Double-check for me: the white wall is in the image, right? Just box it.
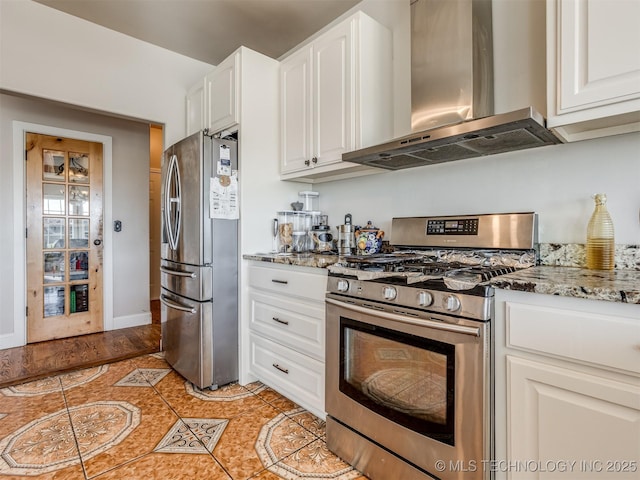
[0,0,214,346]
[493,0,547,116]
[317,132,640,244]
[0,0,213,146]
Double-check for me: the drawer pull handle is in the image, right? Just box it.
[271,279,289,285]
[272,317,289,326]
[160,266,196,278]
[272,363,289,374]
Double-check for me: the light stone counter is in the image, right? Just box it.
[243,253,340,269]
[489,266,640,304]
[245,252,640,304]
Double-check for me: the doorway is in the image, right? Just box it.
[25,133,104,343]
[149,125,163,323]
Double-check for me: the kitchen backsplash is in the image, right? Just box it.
[539,244,640,270]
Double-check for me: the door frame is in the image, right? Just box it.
[10,121,114,348]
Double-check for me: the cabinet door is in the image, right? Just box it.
[186,79,205,136]
[313,19,352,167]
[206,51,239,133]
[508,355,640,479]
[280,46,313,174]
[249,332,325,419]
[556,0,640,113]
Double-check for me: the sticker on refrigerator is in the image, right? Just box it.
[210,172,238,219]
[217,145,232,176]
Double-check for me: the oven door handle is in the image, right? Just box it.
[326,298,480,337]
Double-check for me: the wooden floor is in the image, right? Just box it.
[0,301,161,388]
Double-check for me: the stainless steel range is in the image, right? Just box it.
[325,213,537,480]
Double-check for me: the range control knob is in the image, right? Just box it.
[417,291,433,307]
[336,279,350,292]
[445,294,461,312]
[383,286,397,301]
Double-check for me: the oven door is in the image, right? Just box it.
[326,295,491,480]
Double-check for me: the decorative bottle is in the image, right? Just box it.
[586,193,615,270]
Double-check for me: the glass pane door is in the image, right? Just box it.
[26,132,104,343]
[40,149,92,318]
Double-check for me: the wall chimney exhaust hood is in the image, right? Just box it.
[343,0,562,170]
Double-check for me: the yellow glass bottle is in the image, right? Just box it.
[586,193,615,270]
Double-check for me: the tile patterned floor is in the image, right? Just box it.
[0,353,368,479]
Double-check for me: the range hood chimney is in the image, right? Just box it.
[343,0,561,170]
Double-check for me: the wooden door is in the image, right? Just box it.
[25,133,104,343]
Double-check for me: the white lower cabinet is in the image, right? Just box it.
[249,333,324,417]
[494,289,640,479]
[507,356,640,479]
[247,262,327,419]
[250,291,324,360]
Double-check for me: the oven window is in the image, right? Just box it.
[339,317,455,445]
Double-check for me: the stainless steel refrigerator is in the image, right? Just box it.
[160,130,238,389]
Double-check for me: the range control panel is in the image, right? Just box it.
[391,212,537,249]
[426,218,479,235]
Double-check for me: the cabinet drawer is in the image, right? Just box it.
[506,302,640,374]
[249,333,325,417]
[248,264,327,302]
[250,291,325,361]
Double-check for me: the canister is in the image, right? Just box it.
[337,213,356,255]
[277,210,294,253]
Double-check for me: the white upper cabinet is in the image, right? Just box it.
[205,50,240,133]
[313,19,352,170]
[546,0,640,142]
[281,46,313,173]
[185,50,240,135]
[280,11,392,183]
[186,79,205,136]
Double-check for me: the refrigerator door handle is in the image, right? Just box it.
[160,266,197,278]
[164,154,182,252]
[160,294,196,314]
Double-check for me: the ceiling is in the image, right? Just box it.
[34,0,362,65]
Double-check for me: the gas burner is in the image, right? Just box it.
[396,263,456,275]
[361,265,385,272]
[342,252,428,264]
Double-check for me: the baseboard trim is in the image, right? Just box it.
[112,312,152,330]
[0,332,24,350]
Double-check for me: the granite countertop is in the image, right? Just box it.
[243,252,340,268]
[489,266,640,304]
[245,253,640,304]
